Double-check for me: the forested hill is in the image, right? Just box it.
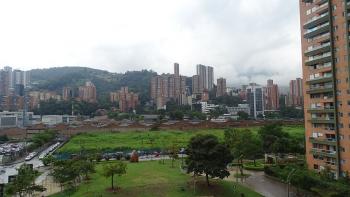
[30,67,157,103]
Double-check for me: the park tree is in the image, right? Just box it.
[188,111,206,120]
[51,160,80,190]
[169,111,184,120]
[168,141,179,168]
[237,111,249,120]
[186,134,233,186]
[212,95,243,107]
[74,159,96,180]
[224,128,262,175]
[258,124,289,153]
[6,164,45,197]
[102,161,127,191]
[41,154,56,166]
[258,123,293,163]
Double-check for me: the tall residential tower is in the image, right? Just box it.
[299,0,350,178]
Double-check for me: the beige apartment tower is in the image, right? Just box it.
[300,0,350,178]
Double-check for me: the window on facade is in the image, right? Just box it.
[340,147,345,152]
[341,160,346,165]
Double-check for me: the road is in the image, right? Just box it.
[0,155,44,184]
[0,143,60,184]
[227,168,295,197]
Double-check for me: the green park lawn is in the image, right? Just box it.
[51,160,262,197]
[58,125,304,153]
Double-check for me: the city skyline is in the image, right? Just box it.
[0,0,301,86]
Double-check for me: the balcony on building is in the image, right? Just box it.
[307,106,335,113]
[310,148,337,158]
[312,32,331,44]
[305,52,331,66]
[306,75,332,85]
[310,62,332,71]
[304,22,330,39]
[304,42,331,56]
[324,126,335,131]
[312,1,329,14]
[309,117,335,124]
[325,160,337,166]
[309,137,337,146]
[303,12,329,29]
[306,84,333,94]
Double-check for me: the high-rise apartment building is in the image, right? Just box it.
[62,87,74,101]
[196,64,214,91]
[0,67,30,110]
[300,0,350,178]
[207,66,214,90]
[246,83,264,119]
[78,81,97,103]
[110,87,139,112]
[150,63,187,109]
[192,75,201,95]
[216,78,227,97]
[265,79,279,110]
[174,63,179,77]
[288,78,304,107]
[0,67,30,97]
[0,70,8,96]
[28,91,61,109]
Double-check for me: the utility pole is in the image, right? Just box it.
[287,169,296,197]
[23,85,29,155]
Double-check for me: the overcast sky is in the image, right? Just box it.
[0,0,301,86]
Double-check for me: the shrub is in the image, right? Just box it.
[243,163,264,171]
[124,155,131,161]
[264,166,275,176]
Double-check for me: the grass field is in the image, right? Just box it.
[50,160,262,197]
[58,125,304,153]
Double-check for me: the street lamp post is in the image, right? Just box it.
[287,169,296,197]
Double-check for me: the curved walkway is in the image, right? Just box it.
[227,168,294,197]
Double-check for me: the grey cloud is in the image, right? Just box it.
[0,0,301,86]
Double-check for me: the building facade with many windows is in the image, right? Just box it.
[300,0,350,178]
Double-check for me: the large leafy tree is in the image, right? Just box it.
[257,123,301,164]
[237,111,249,120]
[224,128,262,174]
[51,160,80,190]
[6,164,45,197]
[258,123,289,154]
[212,95,243,107]
[73,159,96,180]
[102,161,127,191]
[186,134,233,186]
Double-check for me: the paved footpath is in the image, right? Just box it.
[227,169,295,197]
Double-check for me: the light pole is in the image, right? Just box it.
[287,169,296,197]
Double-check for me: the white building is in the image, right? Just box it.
[226,104,250,115]
[0,111,34,128]
[200,102,219,114]
[246,83,265,119]
[42,115,77,126]
[42,115,63,126]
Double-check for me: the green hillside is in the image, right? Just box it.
[30,67,157,103]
